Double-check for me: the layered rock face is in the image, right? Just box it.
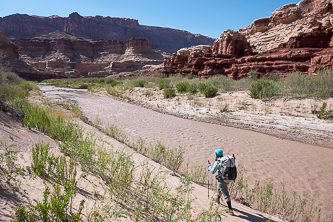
[163,0,333,79]
[0,31,42,79]
[14,31,164,78]
[0,13,215,53]
[163,27,333,78]
[240,0,333,53]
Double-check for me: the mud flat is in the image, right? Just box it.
[39,84,333,217]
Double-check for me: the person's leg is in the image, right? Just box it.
[216,181,223,204]
[220,181,232,210]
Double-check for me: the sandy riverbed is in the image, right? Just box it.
[37,85,333,218]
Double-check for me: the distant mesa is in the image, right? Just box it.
[0,12,215,53]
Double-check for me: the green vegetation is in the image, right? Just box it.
[0,140,21,187]
[163,88,176,98]
[45,67,333,101]
[14,180,84,222]
[228,168,322,222]
[15,100,227,221]
[314,102,333,119]
[134,79,147,87]
[0,64,38,105]
[2,66,331,221]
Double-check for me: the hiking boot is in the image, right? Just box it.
[225,209,234,216]
[215,196,221,204]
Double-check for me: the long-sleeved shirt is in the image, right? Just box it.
[208,157,223,175]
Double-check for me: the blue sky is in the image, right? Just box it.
[0,0,297,38]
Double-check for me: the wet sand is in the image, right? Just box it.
[39,85,333,216]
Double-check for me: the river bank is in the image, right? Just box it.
[38,84,333,219]
[88,85,333,148]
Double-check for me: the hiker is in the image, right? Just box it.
[207,149,233,213]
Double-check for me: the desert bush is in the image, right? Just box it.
[249,79,281,99]
[105,124,129,144]
[31,141,50,177]
[14,180,84,222]
[176,81,190,93]
[158,82,171,90]
[315,102,333,119]
[104,77,115,84]
[106,85,124,97]
[198,83,209,94]
[134,79,147,87]
[203,85,218,98]
[0,140,20,186]
[187,83,198,95]
[163,88,176,98]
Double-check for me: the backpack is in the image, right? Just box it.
[219,154,237,183]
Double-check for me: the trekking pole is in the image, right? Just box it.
[207,173,209,199]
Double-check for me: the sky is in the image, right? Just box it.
[0,0,298,39]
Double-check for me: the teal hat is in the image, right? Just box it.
[215,149,223,156]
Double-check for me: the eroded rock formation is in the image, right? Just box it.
[163,27,333,78]
[0,13,215,53]
[240,0,333,53]
[163,0,333,79]
[14,31,164,78]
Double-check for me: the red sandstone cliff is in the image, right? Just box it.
[0,13,214,53]
[14,31,165,78]
[163,0,333,79]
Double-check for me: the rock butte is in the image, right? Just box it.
[163,0,333,78]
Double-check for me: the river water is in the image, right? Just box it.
[39,84,333,215]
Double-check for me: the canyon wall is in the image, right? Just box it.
[163,0,333,79]
[0,13,215,53]
[163,27,333,79]
[13,31,164,79]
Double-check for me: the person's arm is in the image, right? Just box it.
[208,161,219,174]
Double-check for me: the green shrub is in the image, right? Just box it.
[110,81,121,87]
[163,88,176,98]
[134,80,147,87]
[203,85,218,98]
[14,180,85,222]
[104,77,115,84]
[158,83,171,90]
[198,83,210,94]
[316,102,333,119]
[249,79,281,99]
[187,83,198,95]
[176,81,190,93]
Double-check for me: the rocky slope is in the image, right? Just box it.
[163,0,333,78]
[14,31,165,78]
[0,31,42,79]
[0,12,215,53]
